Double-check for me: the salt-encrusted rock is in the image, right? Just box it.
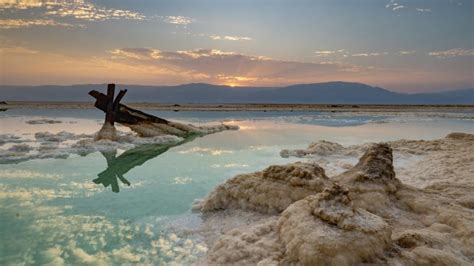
[196,162,330,213]
[0,134,24,146]
[445,132,474,141]
[95,122,119,141]
[203,218,283,265]
[277,184,391,265]
[127,122,238,138]
[336,143,399,190]
[281,140,345,158]
[26,119,62,125]
[197,134,474,265]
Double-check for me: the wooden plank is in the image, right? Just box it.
[105,84,116,124]
[113,89,127,112]
[89,90,169,125]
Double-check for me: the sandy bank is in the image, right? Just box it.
[194,133,474,265]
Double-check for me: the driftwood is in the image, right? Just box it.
[89,84,169,126]
[90,84,237,138]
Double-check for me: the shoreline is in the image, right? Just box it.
[2,101,474,112]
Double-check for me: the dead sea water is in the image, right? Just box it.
[1,108,473,264]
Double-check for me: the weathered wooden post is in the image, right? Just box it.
[95,83,128,140]
[105,83,115,125]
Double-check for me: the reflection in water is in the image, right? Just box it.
[93,136,198,192]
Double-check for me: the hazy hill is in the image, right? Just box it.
[0,82,472,104]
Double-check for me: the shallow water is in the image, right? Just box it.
[1,109,473,264]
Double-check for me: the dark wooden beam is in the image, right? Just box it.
[89,89,169,125]
[113,89,127,112]
[105,84,116,125]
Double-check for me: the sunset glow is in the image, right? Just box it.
[0,0,473,92]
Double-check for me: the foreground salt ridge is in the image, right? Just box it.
[194,133,474,265]
[0,123,238,164]
[280,132,474,190]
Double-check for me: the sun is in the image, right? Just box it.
[228,83,237,87]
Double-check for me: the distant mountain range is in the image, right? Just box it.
[1,82,473,104]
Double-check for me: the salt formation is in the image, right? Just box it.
[280,140,345,158]
[281,132,474,189]
[196,133,474,265]
[127,122,238,138]
[1,118,237,164]
[95,122,120,141]
[280,140,370,158]
[0,130,178,164]
[0,134,25,146]
[25,119,62,125]
[197,162,330,213]
[278,184,392,265]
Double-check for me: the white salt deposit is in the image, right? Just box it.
[195,133,474,265]
[125,121,238,138]
[26,119,62,125]
[0,134,25,146]
[0,130,180,164]
[0,120,237,164]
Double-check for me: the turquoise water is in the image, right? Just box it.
[1,109,473,265]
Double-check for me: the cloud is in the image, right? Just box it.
[314,50,394,59]
[314,50,350,60]
[385,1,433,13]
[314,50,338,57]
[429,48,474,58]
[0,44,38,54]
[385,0,405,11]
[0,18,77,29]
[3,45,472,91]
[45,2,146,21]
[209,35,252,41]
[110,48,162,60]
[392,5,405,11]
[415,8,431,12]
[0,0,47,9]
[163,16,192,25]
[351,52,388,57]
[0,0,146,22]
[106,47,372,86]
[399,50,416,55]
[0,1,196,28]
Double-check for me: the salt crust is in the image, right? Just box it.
[195,133,474,265]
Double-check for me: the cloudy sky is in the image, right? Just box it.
[0,0,473,92]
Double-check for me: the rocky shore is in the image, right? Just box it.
[194,133,474,265]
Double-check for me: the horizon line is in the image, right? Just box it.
[1,81,473,94]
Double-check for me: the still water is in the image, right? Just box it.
[1,109,473,264]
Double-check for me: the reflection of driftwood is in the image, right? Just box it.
[93,136,197,192]
[89,84,233,137]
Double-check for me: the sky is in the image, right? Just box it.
[0,0,473,93]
